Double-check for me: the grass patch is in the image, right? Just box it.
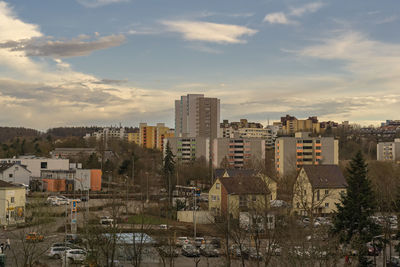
[127,214,167,225]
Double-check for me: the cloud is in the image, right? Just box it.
[376,15,397,24]
[0,34,125,58]
[76,0,128,8]
[264,2,324,25]
[263,12,296,25]
[289,2,324,17]
[162,20,257,44]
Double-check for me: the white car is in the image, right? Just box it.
[66,249,87,263]
[176,237,190,246]
[48,246,68,259]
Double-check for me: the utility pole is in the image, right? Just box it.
[146,172,149,203]
[193,190,197,239]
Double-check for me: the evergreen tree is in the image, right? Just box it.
[163,141,175,203]
[332,151,379,265]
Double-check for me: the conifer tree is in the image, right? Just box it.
[332,151,379,265]
[163,141,175,204]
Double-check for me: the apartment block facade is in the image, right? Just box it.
[212,138,266,169]
[377,139,400,162]
[275,132,339,176]
[164,137,210,163]
[139,123,174,150]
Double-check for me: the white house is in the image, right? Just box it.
[0,163,31,186]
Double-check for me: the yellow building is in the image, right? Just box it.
[139,123,174,150]
[208,176,270,218]
[127,132,140,144]
[0,181,26,225]
[281,115,322,135]
[292,165,347,216]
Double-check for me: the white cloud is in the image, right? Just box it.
[76,0,128,8]
[264,2,324,25]
[263,12,296,25]
[289,2,324,17]
[0,34,125,57]
[162,20,257,44]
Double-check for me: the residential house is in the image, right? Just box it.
[292,165,347,216]
[0,181,26,225]
[208,176,270,218]
[0,163,31,186]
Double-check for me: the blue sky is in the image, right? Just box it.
[0,0,399,129]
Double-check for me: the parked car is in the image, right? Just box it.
[266,244,281,256]
[210,238,221,249]
[176,237,189,247]
[388,256,400,267]
[100,216,115,227]
[367,243,380,256]
[26,232,44,242]
[66,249,87,263]
[159,224,168,230]
[249,247,263,261]
[182,244,200,257]
[158,246,179,257]
[65,234,82,244]
[194,237,205,247]
[200,244,219,257]
[48,246,68,259]
[230,244,249,259]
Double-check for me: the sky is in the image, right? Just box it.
[0,0,399,130]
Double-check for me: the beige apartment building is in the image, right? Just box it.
[377,139,400,162]
[275,132,339,176]
[212,138,266,169]
[292,165,347,215]
[164,137,210,163]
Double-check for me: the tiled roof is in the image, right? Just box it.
[302,165,347,189]
[0,163,15,172]
[0,180,18,188]
[214,169,257,178]
[219,176,270,195]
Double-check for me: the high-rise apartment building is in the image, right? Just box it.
[164,137,210,163]
[212,138,266,169]
[377,139,400,162]
[175,94,220,139]
[139,123,174,150]
[275,132,338,176]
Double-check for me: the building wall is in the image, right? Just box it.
[275,133,338,176]
[208,179,222,213]
[43,179,66,192]
[127,133,140,144]
[90,169,102,191]
[377,139,400,162]
[292,169,346,215]
[0,187,25,225]
[212,138,265,169]
[165,137,209,163]
[0,165,31,185]
[0,158,70,178]
[75,169,91,191]
[177,211,214,224]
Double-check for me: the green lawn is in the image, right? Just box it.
[127,214,168,225]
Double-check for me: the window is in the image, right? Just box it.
[211,195,217,201]
[41,162,48,169]
[216,183,220,189]
[10,197,14,203]
[316,190,320,201]
[325,203,329,207]
[8,173,13,178]
[252,195,257,202]
[304,190,307,195]
[296,202,300,208]
[325,190,329,195]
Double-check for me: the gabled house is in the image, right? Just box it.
[214,169,257,179]
[209,176,270,218]
[0,180,26,225]
[293,165,347,216]
[0,163,31,186]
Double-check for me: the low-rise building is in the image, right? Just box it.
[292,165,347,216]
[208,176,270,218]
[0,181,25,225]
[0,163,31,186]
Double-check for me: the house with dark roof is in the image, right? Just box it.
[209,176,270,218]
[0,163,31,186]
[292,165,347,215]
[214,168,257,179]
[0,180,26,225]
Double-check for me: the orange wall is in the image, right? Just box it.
[43,179,66,192]
[90,169,102,191]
